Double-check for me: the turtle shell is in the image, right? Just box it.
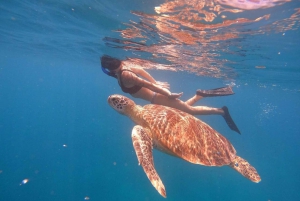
[140,104,236,166]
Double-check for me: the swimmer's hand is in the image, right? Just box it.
[156,81,170,89]
[168,92,183,99]
[160,87,183,99]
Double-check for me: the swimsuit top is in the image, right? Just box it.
[118,69,142,94]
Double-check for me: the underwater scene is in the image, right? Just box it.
[0,0,299,200]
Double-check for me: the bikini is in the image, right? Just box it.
[118,70,157,103]
[118,69,142,95]
[102,67,156,102]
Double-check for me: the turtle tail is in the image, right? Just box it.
[230,156,261,183]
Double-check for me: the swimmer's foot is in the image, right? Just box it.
[196,86,234,97]
[222,106,241,134]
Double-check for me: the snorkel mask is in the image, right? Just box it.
[100,55,121,79]
[101,66,117,78]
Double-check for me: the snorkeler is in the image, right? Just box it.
[101,54,241,134]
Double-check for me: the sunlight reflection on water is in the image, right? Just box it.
[104,0,299,81]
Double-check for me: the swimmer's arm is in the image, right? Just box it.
[132,67,170,89]
[122,71,181,98]
[131,67,156,83]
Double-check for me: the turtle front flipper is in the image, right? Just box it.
[132,125,166,198]
[230,155,261,183]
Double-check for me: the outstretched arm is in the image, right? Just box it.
[132,67,156,83]
[132,67,170,89]
[121,71,182,98]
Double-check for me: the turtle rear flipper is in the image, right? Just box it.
[132,125,167,198]
[230,156,261,183]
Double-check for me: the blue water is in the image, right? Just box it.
[0,0,300,201]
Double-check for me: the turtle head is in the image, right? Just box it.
[107,94,135,115]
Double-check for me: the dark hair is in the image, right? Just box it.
[101,55,121,70]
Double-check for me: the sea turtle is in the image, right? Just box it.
[107,94,261,198]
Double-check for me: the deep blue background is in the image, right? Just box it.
[0,0,300,200]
